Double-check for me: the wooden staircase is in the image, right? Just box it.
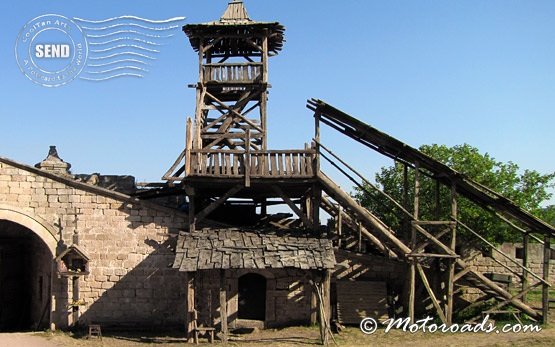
[308,98,553,323]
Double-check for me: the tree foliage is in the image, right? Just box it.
[354,144,555,245]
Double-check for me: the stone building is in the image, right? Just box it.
[0,151,188,331]
[2,0,552,337]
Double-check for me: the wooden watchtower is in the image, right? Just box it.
[164,1,321,232]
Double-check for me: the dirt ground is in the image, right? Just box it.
[22,323,555,347]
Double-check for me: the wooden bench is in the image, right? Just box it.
[192,310,215,344]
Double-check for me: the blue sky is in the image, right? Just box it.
[1,1,554,202]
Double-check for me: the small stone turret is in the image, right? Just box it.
[35,146,72,176]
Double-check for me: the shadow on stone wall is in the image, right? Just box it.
[75,236,187,330]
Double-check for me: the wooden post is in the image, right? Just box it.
[310,272,318,325]
[245,127,251,187]
[521,233,529,303]
[185,118,193,176]
[220,270,228,344]
[312,185,321,233]
[323,270,331,325]
[446,184,457,325]
[314,114,321,174]
[409,161,420,323]
[186,272,196,342]
[403,164,409,241]
[198,37,204,82]
[542,234,550,325]
[188,188,196,233]
[261,32,269,150]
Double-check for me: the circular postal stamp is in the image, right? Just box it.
[15,14,88,87]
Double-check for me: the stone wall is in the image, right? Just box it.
[467,243,555,285]
[0,158,189,329]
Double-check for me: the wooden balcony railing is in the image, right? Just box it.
[188,149,315,180]
[202,63,263,83]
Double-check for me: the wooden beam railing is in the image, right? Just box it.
[187,149,316,179]
[202,63,263,83]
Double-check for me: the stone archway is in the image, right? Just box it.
[0,205,57,331]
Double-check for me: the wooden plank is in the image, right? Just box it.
[225,153,231,176]
[214,153,220,176]
[278,153,284,176]
[233,153,239,176]
[270,153,277,176]
[200,153,207,175]
[292,154,299,175]
[285,154,292,177]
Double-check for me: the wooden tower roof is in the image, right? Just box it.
[183,1,285,55]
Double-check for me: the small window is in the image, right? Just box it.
[515,247,524,259]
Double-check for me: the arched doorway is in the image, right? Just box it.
[238,273,266,321]
[0,220,53,331]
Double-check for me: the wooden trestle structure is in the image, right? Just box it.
[158,1,553,342]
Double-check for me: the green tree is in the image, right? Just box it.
[354,144,555,245]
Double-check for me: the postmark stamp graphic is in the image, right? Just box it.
[15,14,88,87]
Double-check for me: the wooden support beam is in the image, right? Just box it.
[522,233,529,303]
[317,171,411,255]
[542,234,550,324]
[416,263,447,324]
[468,281,542,323]
[186,272,196,342]
[412,224,457,256]
[412,228,450,253]
[205,91,264,133]
[195,185,243,224]
[220,270,228,344]
[314,114,321,174]
[409,261,416,323]
[456,259,541,320]
[272,186,313,228]
[185,118,193,176]
[453,267,472,282]
[312,185,322,232]
[245,128,251,187]
[188,189,196,233]
[446,184,457,325]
